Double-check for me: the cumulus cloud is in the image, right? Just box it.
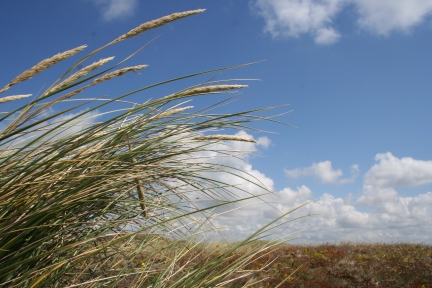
[357,152,432,205]
[192,145,432,243]
[206,172,432,243]
[365,152,432,187]
[285,191,432,243]
[279,185,312,203]
[209,180,432,243]
[93,0,138,21]
[284,161,359,184]
[251,0,432,44]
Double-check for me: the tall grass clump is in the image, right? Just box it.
[0,9,307,287]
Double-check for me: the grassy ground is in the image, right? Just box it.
[224,242,432,287]
[63,237,432,287]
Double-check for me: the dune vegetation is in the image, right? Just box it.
[2,8,432,288]
[0,9,310,287]
[220,241,432,287]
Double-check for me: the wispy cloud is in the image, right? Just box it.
[251,0,344,44]
[251,0,432,44]
[93,0,138,21]
[353,0,432,35]
[257,136,272,148]
[284,161,359,184]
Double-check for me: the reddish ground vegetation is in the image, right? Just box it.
[228,242,432,287]
[62,240,432,287]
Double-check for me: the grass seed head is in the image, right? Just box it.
[91,65,148,85]
[46,56,114,95]
[164,85,248,100]
[0,45,87,94]
[0,94,33,104]
[30,64,146,119]
[149,106,193,121]
[193,134,257,143]
[61,87,86,99]
[110,9,205,45]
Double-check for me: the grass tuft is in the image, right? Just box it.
[0,8,304,288]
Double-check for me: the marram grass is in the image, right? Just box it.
[0,9,307,287]
[45,56,115,95]
[0,45,87,95]
[0,94,33,104]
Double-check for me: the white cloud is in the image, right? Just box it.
[353,0,432,35]
[315,27,341,44]
[252,0,344,44]
[284,161,358,184]
[279,185,312,203]
[257,136,272,148]
[358,153,432,205]
[339,164,360,184]
[8,109,100,148]
[93,0,138,21]
[357,185,398,206]
[251,0,432,44]
[209,182,432,243]
[207,176,432,243]
[292,191,432,243]
[366,152,432,187]
[190,144,432,243]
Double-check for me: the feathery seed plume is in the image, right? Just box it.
[45,56,114,95]
[192,134,257,143]
[26,65,147,122]
[47,65,147,105]
[0,94,33,103]
[59,87,86,100]
[149,106,193,121]
[0,45,87,94]
[164,85,248,100]
[109,9,205,45]
[91,65,148,85]
[0,94,33,104]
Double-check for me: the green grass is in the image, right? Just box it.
[0,9,305,287]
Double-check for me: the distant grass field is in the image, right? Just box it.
[226,242,432,287]
[60,237,432,287]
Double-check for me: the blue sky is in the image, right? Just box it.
[1,0,432,243]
